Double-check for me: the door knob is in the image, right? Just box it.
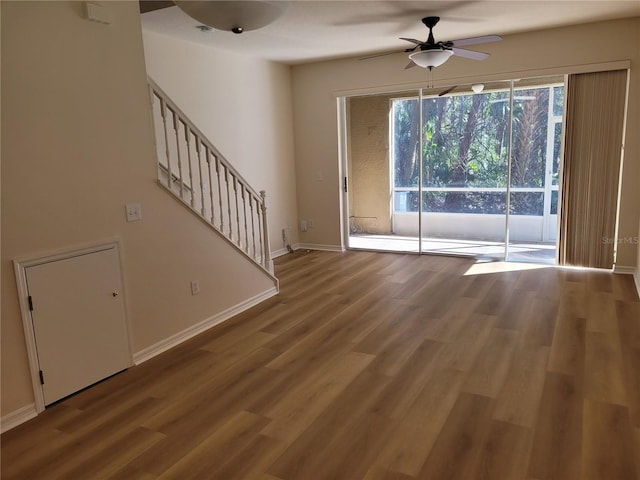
[112,291,119,297]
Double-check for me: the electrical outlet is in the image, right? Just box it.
[307,219,314,229]
[125,203,142,222]
[300,220,308,232]
[191,280,200,295]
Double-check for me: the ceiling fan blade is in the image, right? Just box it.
[332,1,476,28]
[139,0,175,14]
[359,50,405,61]
[400,37,423,45]
[450,35,502,47]
[452,47,490,61]
[438,85,457,96]
[404,60,417,70]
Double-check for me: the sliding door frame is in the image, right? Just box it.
[337,60,628,261]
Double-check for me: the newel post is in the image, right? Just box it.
[260,190,272,272]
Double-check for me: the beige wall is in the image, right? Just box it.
[142,30,298,253]
[1,1,276,416]
[347,95,393,234]
[292,17,640,269]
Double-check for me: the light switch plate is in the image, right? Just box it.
[125,203,142,222]
[84,2,111,24]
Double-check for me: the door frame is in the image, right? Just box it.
[13,238,133,413]
[337,96,349,251]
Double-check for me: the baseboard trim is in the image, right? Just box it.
[614,265,636,275]
[1,403,37,433]
[613,265,640,299]
[133,286,279,365]
[295,243,345,252]
[271,247,291,259]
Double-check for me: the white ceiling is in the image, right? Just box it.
[140,1,640,65]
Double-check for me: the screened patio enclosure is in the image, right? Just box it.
[344,77,564,264]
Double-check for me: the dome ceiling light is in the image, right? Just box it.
[175,1,287,34]
[409,49,454,70]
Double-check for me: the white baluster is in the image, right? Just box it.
[159,97,172,189]
[241,184,249,253]
[225,167,233,241]
[172,112,184,199]
[196,140,206,216]
[206,149,215,225]
[234,177,241,247]
[257,198,264,264]
[250,194,257,259]
[184,125,195,208]
[260,191,271,271]
[216,156,224,233]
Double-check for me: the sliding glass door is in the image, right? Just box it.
[343,76,565,263]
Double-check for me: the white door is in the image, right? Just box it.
[25,247,131,405]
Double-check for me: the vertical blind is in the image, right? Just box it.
[558,69,628,269]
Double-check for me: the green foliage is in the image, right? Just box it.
[393,85,562,215]
[395,191,545,215]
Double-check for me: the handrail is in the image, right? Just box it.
[148,77,273,275]
[149,79,263,201]
[393,186,548,193]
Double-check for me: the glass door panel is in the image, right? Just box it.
[507,79,564,263]
[419,83,510,259]
[389,92,421,252]
[347,91,420,253]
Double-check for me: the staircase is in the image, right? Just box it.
[148,78,275,279]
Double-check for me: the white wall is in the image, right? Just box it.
[142,31,298,254]
[394,213,545,243]
[1,1,280,418]
[291,17,640,270]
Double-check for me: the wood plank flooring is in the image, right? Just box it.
[2,250,640,479]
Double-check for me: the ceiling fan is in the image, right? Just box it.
[363,16,501,70]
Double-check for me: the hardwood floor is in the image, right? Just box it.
[2,250,639,479]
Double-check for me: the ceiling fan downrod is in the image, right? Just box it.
[422,16,440,46]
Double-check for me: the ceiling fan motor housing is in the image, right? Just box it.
[422,16,440,29]
[418,43,453,52]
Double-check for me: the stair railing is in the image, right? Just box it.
[148,78,272,274]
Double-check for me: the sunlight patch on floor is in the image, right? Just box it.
[464,261,552,276]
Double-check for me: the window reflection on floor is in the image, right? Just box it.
[348,234,556,264]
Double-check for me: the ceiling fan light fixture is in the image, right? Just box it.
[409,49,453,69]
